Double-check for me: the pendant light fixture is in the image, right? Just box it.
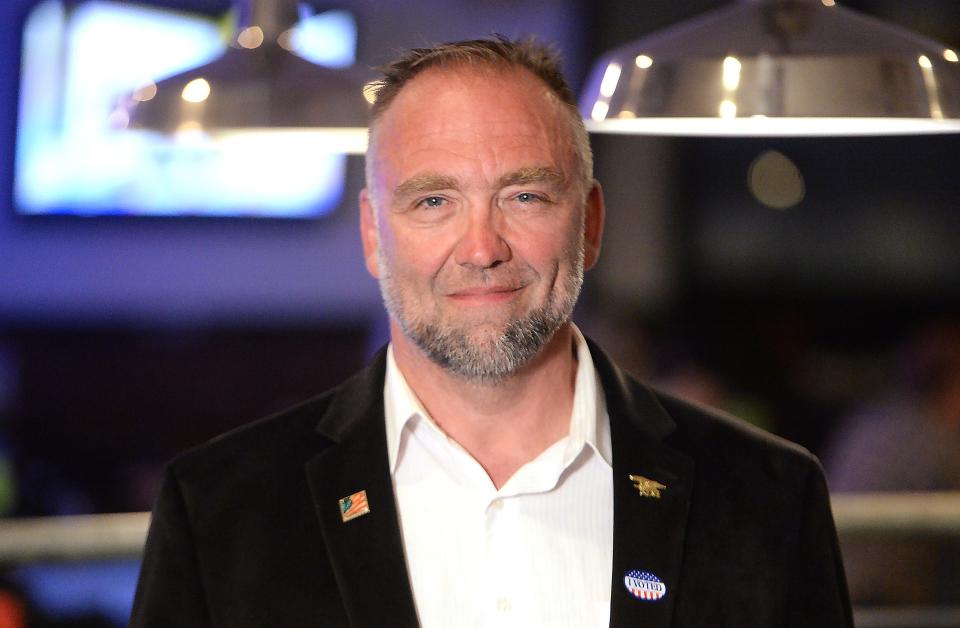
[119,0,371,153]
[580,0,960,136]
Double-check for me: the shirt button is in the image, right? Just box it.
[489,498,504,512]
[496,597,512,613]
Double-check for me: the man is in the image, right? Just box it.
[130,37,851,627]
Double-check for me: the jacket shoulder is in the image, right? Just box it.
[137,378,360,626]
[647,383,820,473]
[636,386,850,627]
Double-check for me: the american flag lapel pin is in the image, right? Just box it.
[339,489,371,523]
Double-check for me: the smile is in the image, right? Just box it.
[446,286,523,303]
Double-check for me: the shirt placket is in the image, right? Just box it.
[482,493,528,628]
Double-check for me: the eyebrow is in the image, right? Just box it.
[393,174,461,200]
[392,166,568,202]
[496,167,566,189]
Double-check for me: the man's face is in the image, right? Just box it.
[360,65,603,383]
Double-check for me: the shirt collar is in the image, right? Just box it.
[383,343,433,473]
[383,324,611,475]
[568,324,612,467]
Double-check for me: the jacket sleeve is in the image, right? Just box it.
[129,465,213,627]
[785,459,853,628]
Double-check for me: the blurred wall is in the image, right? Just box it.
[0,0,586,328]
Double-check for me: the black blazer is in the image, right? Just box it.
[130,340,852,627]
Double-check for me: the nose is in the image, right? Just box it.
[453,209,511,269]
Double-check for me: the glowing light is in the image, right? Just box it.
[132,80,157,102]
[107,108,129,129]
[718,99,737,119]
[944,49,958,63]
[584,116,960,136]
[591,101,610,121]
[362,81,378,105]
[722,56,742,91]
[181,77,210,103]
[237,26,264,49]
[748,149,805,210]
[635,54,653,69]
[821,0,836,6]
[14,0,361,219]
[918,56,944,119]
[175,120,203,133]
[289,9,357,68]
[599,62,622,98]
[277,29,294,51]
[617,110,636,119]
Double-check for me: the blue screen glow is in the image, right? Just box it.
[15,1,358,218]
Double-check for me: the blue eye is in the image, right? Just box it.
[516,192,540,203]
[419,196,445,209]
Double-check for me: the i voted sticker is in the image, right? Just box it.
[624,569,666,601]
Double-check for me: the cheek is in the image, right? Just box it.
[512,215,581,269]
[380,223,451,281]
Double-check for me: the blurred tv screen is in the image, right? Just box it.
[14,0,358,219]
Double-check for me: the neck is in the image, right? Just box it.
[391,321,579,489]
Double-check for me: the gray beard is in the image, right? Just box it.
[378,250,583,385]
[403,298,569,384]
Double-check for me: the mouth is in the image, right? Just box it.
[446,285,523,303]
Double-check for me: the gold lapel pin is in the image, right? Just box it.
[629,475,666,499]
[339,489,371,522]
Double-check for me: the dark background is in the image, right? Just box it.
[0,1,958,621]
[0,0,956,512]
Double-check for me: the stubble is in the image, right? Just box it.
[377,233,585,385]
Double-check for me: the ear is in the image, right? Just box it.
[582,180,605,270]
[359,188,381,279]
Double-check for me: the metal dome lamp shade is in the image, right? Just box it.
[580,0,960,136]
[119,0,371,153]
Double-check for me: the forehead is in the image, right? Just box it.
[368,65,577,191]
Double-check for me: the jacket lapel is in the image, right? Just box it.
[589,340,694,628]
[304,350,420,628]
[303,339,692,628]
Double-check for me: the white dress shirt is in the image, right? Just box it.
[384,326,613,628]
